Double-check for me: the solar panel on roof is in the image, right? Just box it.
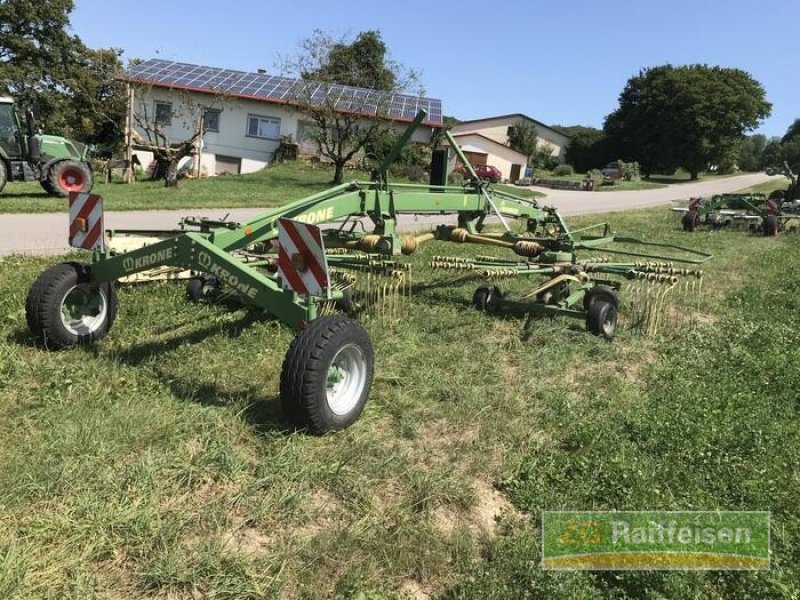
[122,58,444,124]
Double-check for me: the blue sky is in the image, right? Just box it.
[72,0,795,137]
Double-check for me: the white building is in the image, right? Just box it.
[119,59,443,176]
[451,114,572,180]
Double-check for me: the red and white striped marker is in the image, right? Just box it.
[68,192,105,252]
[277,218,330,297]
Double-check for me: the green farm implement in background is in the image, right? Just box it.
[0,97,94,197]
[25,111,711,434]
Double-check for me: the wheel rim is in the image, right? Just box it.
[602,308,617,336]
[60,284,107,336]
[59,167,86,192]
[326,344,368,416]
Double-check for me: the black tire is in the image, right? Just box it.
[39,179,56,195]
[472,284,502,313]
[586,299,617,340]
[583,285,619,312]
[763,214,779,237]
[45,160,93,197]
[682,210,698,232]
[186,274,219,303]
[280,316,374,434]
[0,161,7,193]
[25,262,117,349]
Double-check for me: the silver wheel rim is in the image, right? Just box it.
[60,284,107,336]
[326,344,367,416]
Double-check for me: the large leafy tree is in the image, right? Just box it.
[282,29,420,184]
[0,0,125,149]
[604,65,771,179]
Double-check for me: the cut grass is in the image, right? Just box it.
[1,208,800,598]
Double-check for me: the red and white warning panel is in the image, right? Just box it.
[277,218,331,297]
[68,192,105,252]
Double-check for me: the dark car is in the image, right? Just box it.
[601,163,625,184]
[472,164,502,183]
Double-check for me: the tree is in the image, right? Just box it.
[130,86,224,187]
[737,134,768,172]
[560,125,608,173]
[281,29,421,184]
[604,65,771,179]
[781,118,800,144]
[507,120,538,165]
[0,0,125,150]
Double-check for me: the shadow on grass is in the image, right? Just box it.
[9,310,305,435]
[0,191,54,199]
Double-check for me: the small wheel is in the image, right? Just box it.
[583,285,619,312]
[472,284,502,313]
[46,160,93,197]
[186,274,219,303]
[25,262,117,349]
[763,214,779,237]
[682,210,698,232]
[0,161,7,193]
[586,299,617,340]
[280,316,374,434]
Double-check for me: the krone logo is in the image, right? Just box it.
[122,257,134,271]
[198,251,212,269]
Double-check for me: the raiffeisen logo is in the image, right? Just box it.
[542,511,770,570]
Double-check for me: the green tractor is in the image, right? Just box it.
[0,96,93,197]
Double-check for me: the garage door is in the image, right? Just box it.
[215,155,241,175]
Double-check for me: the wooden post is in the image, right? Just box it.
[124,84,135,183]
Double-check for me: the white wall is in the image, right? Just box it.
[450,134,528,180]
[132,87,435,176]
[452,116,571,163]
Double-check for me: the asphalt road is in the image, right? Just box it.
[0,172,776,256]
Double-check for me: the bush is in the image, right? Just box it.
[552,164,574,177]
[390,164,427,182]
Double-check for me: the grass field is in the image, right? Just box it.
[0,163,543,215]
[1,208,799,598]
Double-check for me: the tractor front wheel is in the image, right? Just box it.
[45,160,93,197]
[280,316,374,434]
[0,161,7,193]
[587,299,617,340]
[25,262,117,349]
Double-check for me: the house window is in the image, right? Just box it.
[203,108,220,132]
[247,115,281,140]
[154,101,172,126]
[297,120,321,142]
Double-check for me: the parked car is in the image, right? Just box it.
[472,164,502,183]
[601,163,625,185]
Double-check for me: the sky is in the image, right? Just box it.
[71,0,796,137]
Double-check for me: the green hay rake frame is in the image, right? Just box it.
[25,110,712,434]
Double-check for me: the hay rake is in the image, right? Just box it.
[25,110,712,434]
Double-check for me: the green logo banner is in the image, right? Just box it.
[542,511,770,570]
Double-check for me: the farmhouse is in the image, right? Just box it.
[451,113,572,180]
[117,58,443,176]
